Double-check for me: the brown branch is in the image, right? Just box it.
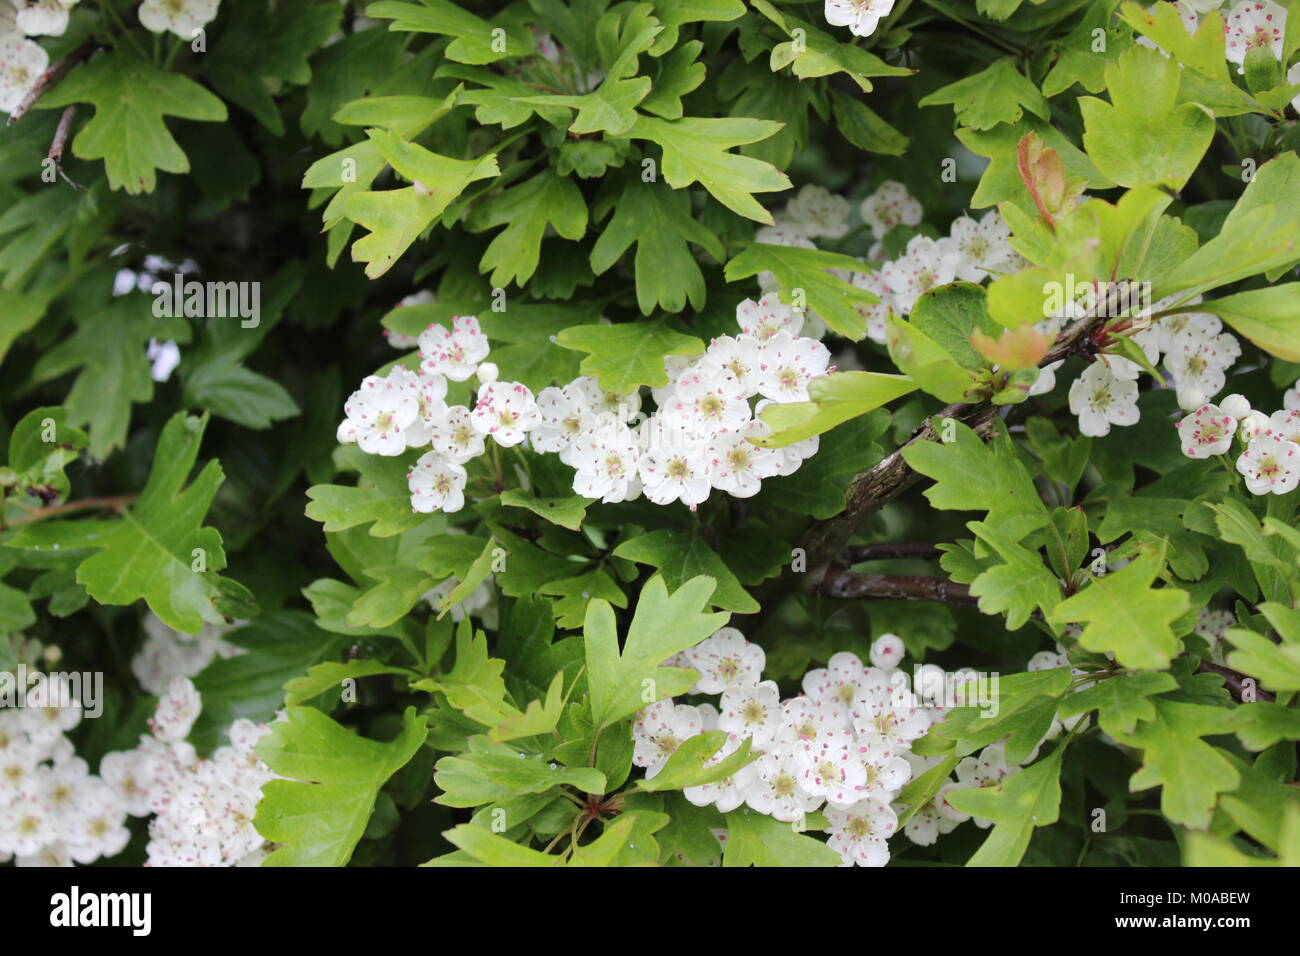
[1195,661,1276,704]
[819,571,978,606]
[844,542,944,562]
[5,494,137,529]
[800,308,1108,587]
[48,105,77,163]
[6,40,96,126]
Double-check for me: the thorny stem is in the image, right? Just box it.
[3,494,137,530]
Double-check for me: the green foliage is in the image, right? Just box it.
[4,0,1300,873]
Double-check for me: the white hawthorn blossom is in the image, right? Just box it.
[14,0,79,37]
[1223,0,1285,69]
[1175,403,1238,458]
[470,380,540,447]
[780,184,851,239]
[1236,432,1300,495]
[419,315,490,382]
[881,235,960,315]
[1068,362,1140,437]
[0,31,47,113]
[337,372,421,456]
[408,454,468,513]
[859,180,922,238]
[138,0,220,39]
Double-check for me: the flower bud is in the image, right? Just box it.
[1240,410,1270,439]
[870,633,905,669]
[475,361,499,385]
[1219,393,1251,419]
[1176,386,1206,413]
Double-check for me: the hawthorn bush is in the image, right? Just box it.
[1,0,1299,869]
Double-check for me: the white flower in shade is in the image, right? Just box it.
[632,700,703,777]
[1267,409,1300,444]
[1175,403,1238,458]
[859,180,922,237]
[14,1,78,37]
[531,382,601,456]
[1068,362,1140,437]
[1164,329,1241,397]
[426,405,485,464]
[337,373,420,456]
[706,422,783,498]
[1285,380,1300,412]
[683,733,751,812]
[881,235,960,315]
[638,437,711,507]
[756,330,831,403]
[743,751,823,822]
[903,792,964,846]
[954,743,1016,828]
[851,270,893,344]
[665,367,751,437]
[651,354,700,408]
[152,677,201,745]
[1028,360,1062,397]
[1102,325,1161,381]
[408,453,467,513]
[568,425,641,503]
[1150,302,1217,354]
[146,339,182,382]
[948,211,1016,282]
[138,0,219,38]
[66,780,130,864]
[1,799,54,856]
[1195,608,1234,663]
[775,696,850,745]
[717,680,783,747]
[802,652,885,713]
[568,375,640,422]
[1236,433,1300,495]
[1224,0,1285,69]
[419,315,490,382]
[0,33,48,113]
[98,750,155,817]
[471,381,540,447]
[825,798,898,866]
[824,0,896,38]
[869,634,906,671]
[699,334,764,398]
[736,292,803,344]
[781,184,851,239]
[752,227,816,292]
[687,627,765,693]
[793,729,868,806]
[1028,649,1071,672]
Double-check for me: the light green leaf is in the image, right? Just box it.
[554,321,703,393]
[255,706,429,866]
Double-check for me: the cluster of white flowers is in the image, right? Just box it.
[1036,293,1240,438]
[1139,1,1299,111]
[824,0,897,39]
[0,674,130,866]
[898,645,1087,847]
[133,678,277,867]
[758,182,1021,347]
[635,629,926,867]
[1175,387,1300,494]
[4,668,280,870]
[131,613,243,696]
[339,297,833,513]
[1,676,278,867]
